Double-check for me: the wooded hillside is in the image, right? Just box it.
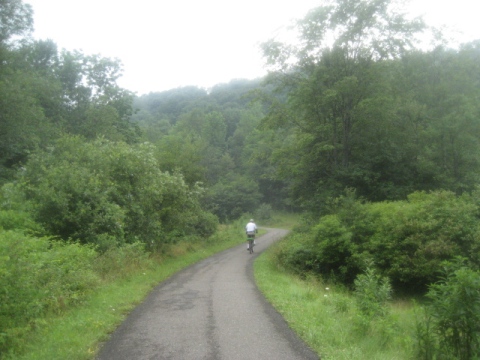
[2,0,480,223]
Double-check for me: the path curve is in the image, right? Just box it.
[96,228,319,360]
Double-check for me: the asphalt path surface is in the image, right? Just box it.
[96,228,319,360]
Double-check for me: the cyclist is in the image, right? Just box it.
[245,219,258,253]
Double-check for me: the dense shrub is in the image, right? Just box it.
[0,184,43,234]
[276,190,480,293]
[3,136,218,250]
[415,262,480,360]
[273,232,319,276]
[312,215,360,284]
[0,209,41,233]
[368,191,480,292]
[0,231,99,353]
[188,210,220,238]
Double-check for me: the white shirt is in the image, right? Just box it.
[246,222,257,232]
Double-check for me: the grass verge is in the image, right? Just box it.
[254,246,418,360]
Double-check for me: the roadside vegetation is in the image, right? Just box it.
[255,191,480,359]
[255,249,418,360]
[1,220,247,360]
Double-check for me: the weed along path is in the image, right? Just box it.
[96,228,319,360]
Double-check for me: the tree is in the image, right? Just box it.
[260,0,425,208]
[0,39,139,182]
[132,86,209,127]
[55,50,139,142]
[203,174,261,222]
[0,0,33,46]
[397,43,480,194]
[0,68,58,180]
[0,1,54,180]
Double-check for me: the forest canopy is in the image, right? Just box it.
[1,0,479,228]
[0,0,479,231]
[256,0,480,211]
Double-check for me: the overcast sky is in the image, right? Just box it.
[26,0,479,95]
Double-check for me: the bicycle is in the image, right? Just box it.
[247,234,255,254]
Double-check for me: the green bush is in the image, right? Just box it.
[5,136,216,249]
[270,230,318,276]
[313,215,360,284]
[188,210,219,238]
[0,230,99,354]
[354,266,392,318]
[0,209,41,233]
[369,191,480,292]
[0,184,43,234]
[275,190,480,294]
[416,262,480,360]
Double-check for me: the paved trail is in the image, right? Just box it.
[96,228,319,360]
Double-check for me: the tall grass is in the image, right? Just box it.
[254,247,418,359]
